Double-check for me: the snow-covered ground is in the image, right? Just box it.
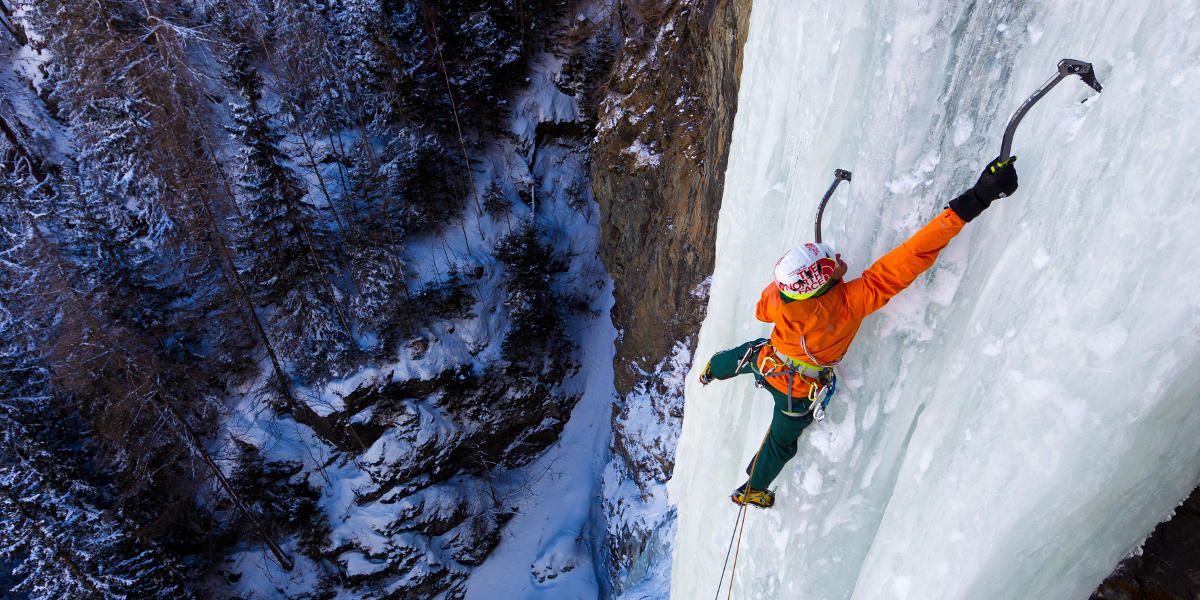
[461,46,617,599]
[462,280,614,599]
[673,1,1200,599]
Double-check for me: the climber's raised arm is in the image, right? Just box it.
[844,158,1018,319]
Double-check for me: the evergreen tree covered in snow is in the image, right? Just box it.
[0,296,194,599]
[0,464,195,600]
[222,440,329,556]
[26,0,252,395]
[384,128,465,234]
[224,41,353,378]
[323,0,555,133]
[495,222,573,372]
[30,2,183,335]
[0,163,196,523]
[10,3,254,552]
[339,117,466,346]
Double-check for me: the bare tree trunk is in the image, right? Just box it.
[297,220,355,343]
[0,0,28,46]
[200,134,245,220]
[295,124,347,234]
[287,109,366,302]
[324,120,353,225]
[155,395,295,571]
[249,19,350,240]
[353,120,386,229]
[516,0,526,59]
[420,4,485,244]
[191,185,312,419]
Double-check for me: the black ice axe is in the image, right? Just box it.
[997,58,1103,166]
[813,168,852,244]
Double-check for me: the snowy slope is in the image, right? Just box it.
[672,1,1200,599]
[459,43,616,600]
[212,20,615,600]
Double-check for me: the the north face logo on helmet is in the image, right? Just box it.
[774,243,837,299]
[782,257,836,295]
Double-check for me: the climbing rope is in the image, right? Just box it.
[713,501,745,600]
[714,430,770,599]
[726,498,751,600]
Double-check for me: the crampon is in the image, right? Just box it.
[730,482,774,508]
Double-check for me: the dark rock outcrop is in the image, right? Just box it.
[1093,486,1200,600]
[320,362,577,598]
[592,0,752,397]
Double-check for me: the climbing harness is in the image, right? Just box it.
[753,342,839,421]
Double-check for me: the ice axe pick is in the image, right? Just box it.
[997,58,1103,167]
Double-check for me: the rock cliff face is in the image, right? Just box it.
[590,0,752,592]
[592,0,750,397]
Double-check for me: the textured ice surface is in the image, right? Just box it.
[672,1,1200,599]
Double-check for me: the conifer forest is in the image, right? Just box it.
[0,0,618,596]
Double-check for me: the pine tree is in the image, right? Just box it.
[30,2,185,338]
[387,129,466,233]
[225,41,354,378]
[331,0,431,128]
[225,440,328,555]
[2,182,296,575]
[0,465,195,600]
[494,222,572,371]
[0,290,194,599]
[24,0,254,400]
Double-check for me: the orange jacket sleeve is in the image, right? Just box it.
[843,208,966,319]
[755,282,777,323]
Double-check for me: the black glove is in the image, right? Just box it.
[948,156,1018,223]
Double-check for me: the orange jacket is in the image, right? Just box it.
[755,208,967,394]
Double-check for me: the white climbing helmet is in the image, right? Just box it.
[774,243,837,300]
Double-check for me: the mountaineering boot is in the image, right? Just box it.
[699,361,714,385]
[730,482,774,508]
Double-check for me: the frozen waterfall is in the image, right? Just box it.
[671,1,1200,599]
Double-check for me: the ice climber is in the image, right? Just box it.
[699,157,1019,508]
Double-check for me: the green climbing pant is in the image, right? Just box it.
[706,339,815,491]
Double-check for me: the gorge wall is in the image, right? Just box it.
[592,0,749,395]
[589,0,752,593]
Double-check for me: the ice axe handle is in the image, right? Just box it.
[814,169,853,244]
[998,58,1103,162]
